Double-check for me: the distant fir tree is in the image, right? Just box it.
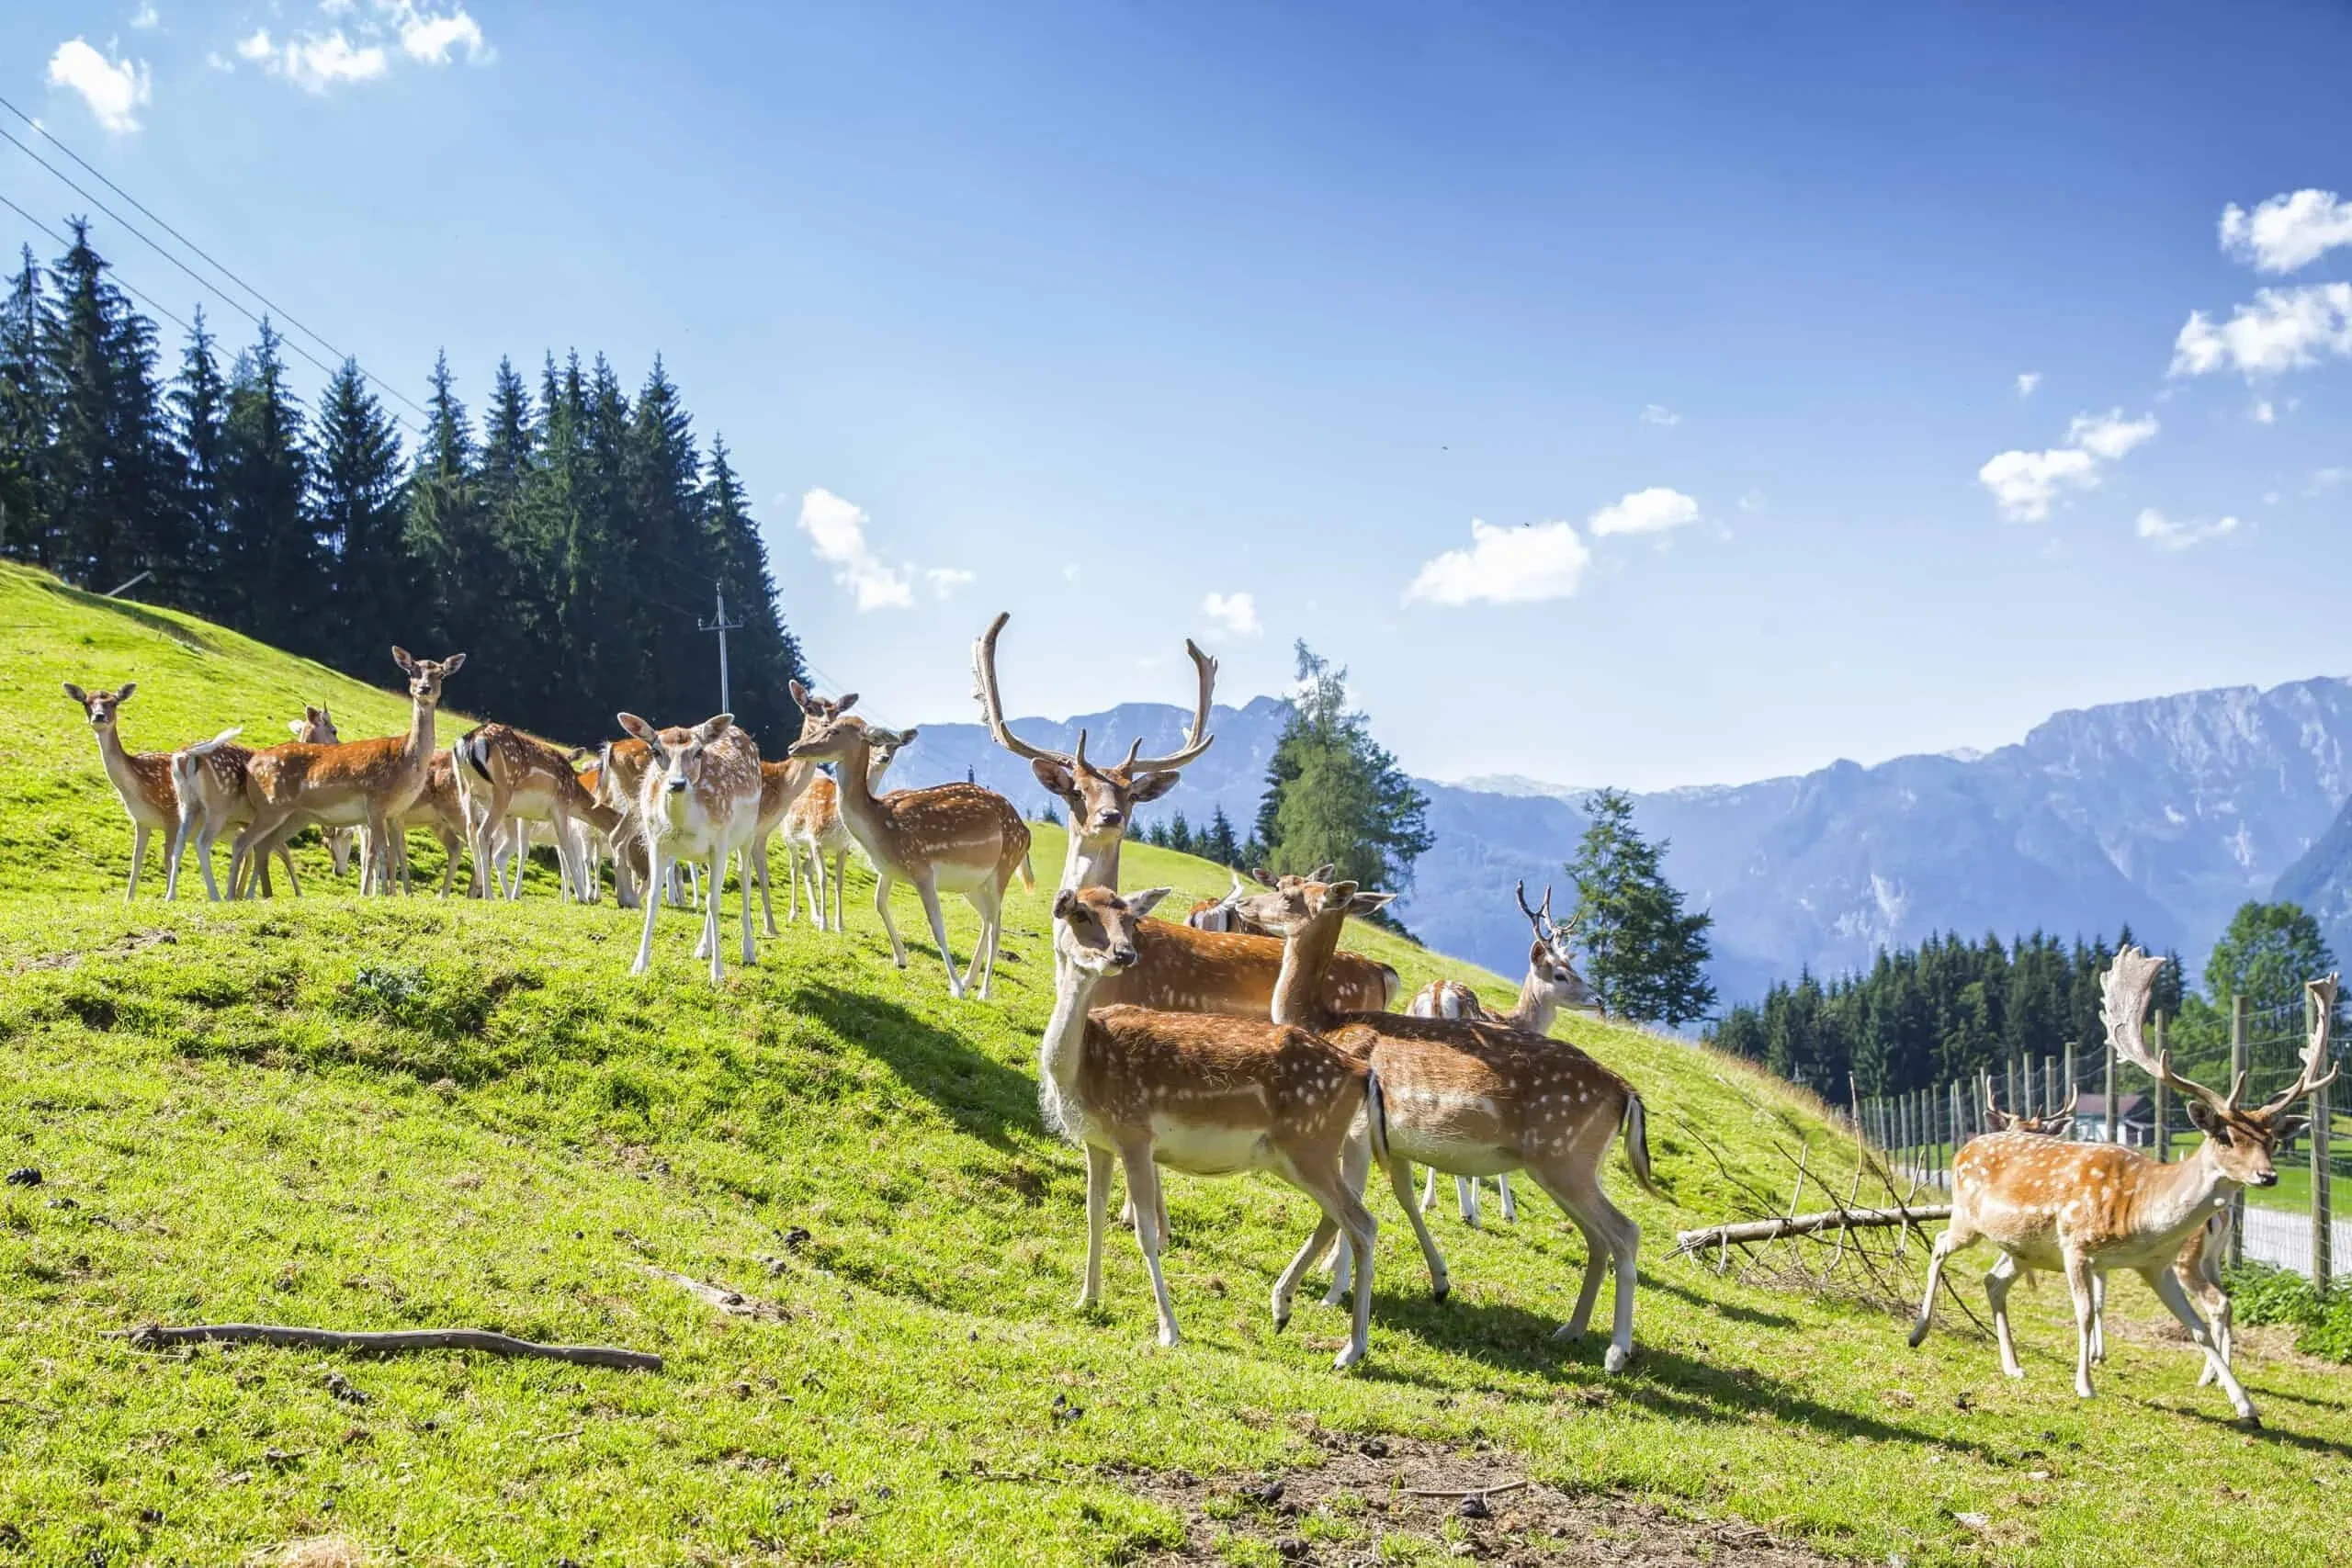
[42,220,175,593]
[1566,788,1716,1028]
[404,352,486,655]
[1201,806,1241,868]
[167,310,231,615]
[220,321,315,653]
[1036,801,1062,827]
[0,246,50,559]
[1254,641,1432,906]
[311,360,408,671]
[1167,811,1193,855]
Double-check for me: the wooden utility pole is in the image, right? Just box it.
[2230,994,2249,1268]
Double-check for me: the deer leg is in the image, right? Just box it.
[2064,1251,2098,1399]
[1120,1146,1180,1348]
[872,872,907,967]
[1274,1214,1341,1331]
[192,811,225,902]
[1985,1252,2024,1379]
[961,886,999,998]
[752,839,780,937]
[230,810,289,902]
[365,809,392,897]
[1497,1172,1518,1223]
[1418,1164,1440,1215]
[631,846,665,976]
[436,828,459,896]
[2195,1266,2233,1385]
[2090,1271,2108,1364]
[1378,1141,1452,1304]
[739,846,756,966]
[1910,1220,1971,1348]
[831,852,847,932]
[1531,1165,1641,1372]
[2147,1266,2256,1421]
[1079,1143,1113,1310]
[708,857,728,984]
[1284,1163,1378,1370]
[1457,1175,1482,1228]
[913,874,963,999]
[127,825,151,901]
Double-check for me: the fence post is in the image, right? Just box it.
[2312,987,2333,1285]
[2043,1055,2058,1124]
[1950,1078,1963,1180]
[2103,1027,2118,1146]
[2063,1040,2077,1134]
[2230,994,2249,1268]
[2153,1010,2169,1161]
[2007,1056,2021,1117]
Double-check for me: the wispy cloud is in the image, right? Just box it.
[2252,400,2277,424]
[220,2,489,94]
[1406,520,1592,606]
[2220,189,2352,275]
[1977,409,2158,522]
[2016,371,2041,397]
[47,39,151,133]
[130,3,161,29]
[2135,509,2240,553]
[924,567,976,600]
[2170,283,2352,378]
[1640,403,1680,427]
[1588,486,1702,537]
[1201,590,1262,638]
[795,489,911,611]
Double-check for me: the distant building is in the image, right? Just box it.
[2067,1092,2152,1145]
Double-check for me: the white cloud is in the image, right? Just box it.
[924,567,975,600]
[130,3,161,28]
[2252,400,2277,424]
[1406,519,1591,606]
[1061,563,1081,583]
[234,28,387,90]
[2313,467,2348,492]
[1201,591,1261,638]
[390,3,488,64]
[220,4,488,93]
[1588,486,1702,537]
[1736,489,1765,513]
[795,489,912,611]
[47,39,151,133]
[2016,371,2041,397]
[2220,190,2352,275]
[2064,409,2159,460]
[2135,509,2241,553]
[2170,283,2352,378]
[1640,403,1680,427]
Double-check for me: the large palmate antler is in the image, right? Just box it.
[972,611,1219,777]
[2104,946,2239,1116]
[2262,973,2342,1115]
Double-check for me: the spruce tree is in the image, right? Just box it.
[219,321,314,650]
[311,360,408,669]
[41,220,174,592]
[703,436,805,745]
[405,352,485,655]
[0,245,50,560]
[1202,806,1240,867]
[1566,788,1716,1027]
[167,310,230,615]
[1255,641,1432,899]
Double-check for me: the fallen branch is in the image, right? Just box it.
[106,1323,661,1372]
[1402,1478,1532,1499]
[1669,1204,1953,1258]
[641,1265,788,1322]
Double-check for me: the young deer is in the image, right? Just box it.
[64,682,182,900]
[1910,948,2332,1423]
[1187,872,1272,934]
[616,713,765,985]
[228,649,466,897]
[973,609,1216,892]
[787,713,1035,1001]
[1240,873,1663,1372]
[456,724,613,900]
[167,727,309,901]
[1041,884,1388,1368]
[777,724,916,933]
[1405,881,1597,1227]
[284,706,356,878]
[381,747,475,896]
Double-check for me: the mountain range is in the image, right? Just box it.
[884,674,2352,1009]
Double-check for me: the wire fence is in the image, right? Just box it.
[1858,992,2347,1280]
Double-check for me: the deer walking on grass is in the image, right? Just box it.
[616,713,764,985]
[777,722,915,933]
[1910,948,2333,1424]
[455,724,618,901]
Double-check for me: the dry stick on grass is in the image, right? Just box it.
[1668,1205,1957,1257]
[1401,1478,1532,1499]
[106,1323,661,1372]
[640,1264,788,1322]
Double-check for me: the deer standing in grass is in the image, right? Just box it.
[456,724,616,901]
[1040,884,1389,1368]
[65,682,187,901]
[778,722,915,933]
[1910,948,2332,1423]
[165,725,310,902]
[616,713,764,985]
[787,712,1034,1001]
[1239,872,1662,1372]
[277,706,359,878]
[1404,881,1597,1227]
[226,649,465,897]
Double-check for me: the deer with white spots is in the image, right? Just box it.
[279,706,358,878]
[1040,884,1390,1369]
[1186,871,1271,935]
[616,713,764,985]
[1239,872,1662,1373]
[454,723,618,901]
[158,709,313,902]
[1404,881,1598,1228]
[64,681,200,901]
[1910,948,2333,1424]
[788,711,1034,1000]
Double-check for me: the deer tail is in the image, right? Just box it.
[1620,1091,1664,1198]
[1017,849,1035,891]
[1364,1065,1393,1171]
[459,726,493,783]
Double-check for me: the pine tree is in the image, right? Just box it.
[219,321,314,651]
[405,351,484,654]
[703,435,805,746]
[311,360,408,670]
[628,356,713,725]
[1566,788,1716,1027]
[1202,806,1240,868]
[1255,642,1433,899]
[41,220,175,592]
[167,310,230,615]
[0,245,51,561]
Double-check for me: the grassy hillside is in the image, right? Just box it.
[3,559,2349,1567]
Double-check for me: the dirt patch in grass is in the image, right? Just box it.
[1117,1428,1838,1566]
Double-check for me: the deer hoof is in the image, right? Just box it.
[1907,1321,1929,1349]
[1272,1312,1290,1335]
[1604,1345,1631,1374]
[1432,1284,1450,1304]
[1332,1343,1365,1371]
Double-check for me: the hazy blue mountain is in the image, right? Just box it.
[2273,793,2352,971]
[893,674,2352,1008]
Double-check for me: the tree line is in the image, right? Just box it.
[1,220,808,746]
[1707,900,2341,1100]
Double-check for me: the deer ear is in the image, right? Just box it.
[1320,879,1360,910]
[1250,866,1274,886]
[2269,1113,2311,1144]
[1031,757,1077,797]
[62,682,87,705]
[1129,771,1182,804]
[696,714,736,741]
[1052,889,1079,920]
[117,681,136,703]
[1351,890,1396,917]
[391,646,416,674]
[789,681,809,708]
[896,727,918,746]
[616,713,659,746]
[836,692,859,715]
[2187,1100,2222,1137]
[438,652,466,675]
[1125,886,1175,919]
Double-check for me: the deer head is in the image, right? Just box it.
[789,681,859,737]
[786,710,872,769]
[390,648,466,705]
[1515,880,1594,1011]
[617,712,735,800]
[2105,946,2337,1189]
[1052,885,1176,976]
[1235,872,1396,935]
[288,705,340,743]
[62,682,135,730]
[1983,1078,2076,1135]
[972,611,1216,857]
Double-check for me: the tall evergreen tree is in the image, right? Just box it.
[702,435,804,744]
[1255,641,1433,902]
[1201,805,1241,868]
[1566,788,1717,1028]
[311,360,409,669]
[167,310,231,614]
[405,351,486,653]
[220,321,314,650]
[0,245,51,561]
[40,220,175,592]
[2206,901,2338,1027]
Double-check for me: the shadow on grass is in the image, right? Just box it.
[795,980,1040,1151]
[1645,1274,1800,1329]
[36,576,220,654]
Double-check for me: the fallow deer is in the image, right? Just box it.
[284,706,356,878]
[616,713,764,985]
[1040,884,1389,1368]
[1405,881,1597,1226]
[776,723,916,934]
[1186,872,1272,935]
[456,723,616,901]
[62,682,187,901]
[1240,873,1663,1372]
[382,747,476,896]
[227,649,465,898]
[972,610,1216,892]
[787,713,1035,1001]
[167,727,308,900]
[1909,948,2332,1423]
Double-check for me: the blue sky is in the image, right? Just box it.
[6,2,2350,790]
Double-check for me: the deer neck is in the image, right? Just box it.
[2131,1139,2240,1239]
[1062,828,1121,891]
[90,722,140,793]
[1039,942,1108,1134]
[1510,968,1557,1036]
[1271,910,1348,1028]
[403,694,438,773]
[829,735,890,851]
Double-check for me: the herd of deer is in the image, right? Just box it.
[61,617,2341,1416]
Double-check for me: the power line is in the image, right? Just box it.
[0,187,196,339]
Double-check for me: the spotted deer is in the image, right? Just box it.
[1910,948,2334,1423]
[455,724,616,901]
[1186,871,1272,935]
[616,713,765,984]
[777,723,916,933]
[1979,1080,2234,1381]
[787,712,1035,1001]
[64,682,187,900]
[1405,881,1597,1227]
[1240,873,1663,1372]
[382,748,477,896]
[972,610,1216,892]
[227,649,465,897]
[167,727,309,901]
[284,706,356,878]
[1040,884,1390,1368]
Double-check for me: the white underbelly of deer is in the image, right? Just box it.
[1390,1129,1520,1179]
[1146,1122,1273,1175]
